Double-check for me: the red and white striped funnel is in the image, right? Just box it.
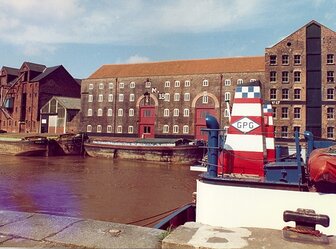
[219,81,266,176]
[263,102,275,162]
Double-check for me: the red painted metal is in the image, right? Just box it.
[139,106,155,138]
[195,107,216,140]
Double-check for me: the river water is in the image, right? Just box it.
[0,155,199,226]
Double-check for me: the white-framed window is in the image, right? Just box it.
[165,93,170,102]
[173,109,179,116]
[107,125,112,133]
[163,125,169,133]
[108,94,113,102]
[119,82,124,88]
[99,83,104,89]
[237,79,243,85]
[184,93,190,101]
[117,125,122,133]
[87,125,92,132]
[119,94,124,102]
[88,94,93,102]
[327,54,334,64]
[130,81,135,88]
[175,80,180,87]
[128,126,134,134]
[183,125,189,134]
[98,94,103,102]
[87,109,92,116]
[327,127,334,138]
[173,125,179,134]
[97,125,102,133]
[183,109,190,117]
[165,81,170,87]
[174,93,180,101]
[224,92,231,101]
[89,83,94,90]
[97,108,103,116]
[164,109,169,117]
[294,55,301,65]
[130,93,135,102]
[109,82,113,89]
[294,107,301,119]
[203,79,209,86]
[129,108,134,117]
[224,109,230,117]
[118,109,123,116]
[294,71,301,83]
[224,79,231,86]
[185,80,190,87]
[202,95,208,104]
[145,81,151,88]
[250,79,257,82]
[107,108,112,117]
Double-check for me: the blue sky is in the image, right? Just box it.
[0,0,335,79]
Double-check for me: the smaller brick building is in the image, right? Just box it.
[40,96,81,134]
[0,62,81,133]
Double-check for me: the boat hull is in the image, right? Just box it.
[196,177,336,236]
[84,142,203,164]
[0,139,48,156]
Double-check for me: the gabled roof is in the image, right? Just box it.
[266,20,336,49]
[2,66,19,76]
[88,56,265,79]
[21,62,46,72]
[52,96,81,110]
[31,65,62,82]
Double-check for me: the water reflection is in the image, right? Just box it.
[0,156,199,226]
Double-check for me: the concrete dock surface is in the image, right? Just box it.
[0,210,163,248]
[162,222,336,249]
[1,210,336,248]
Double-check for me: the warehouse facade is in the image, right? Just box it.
[81,20,336,140]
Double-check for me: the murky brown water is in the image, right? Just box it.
[0,155,199,226]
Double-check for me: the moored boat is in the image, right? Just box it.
[84,138,204,164]
[49,133,87,155]
[0,135,48,156]
[157,82,336,246]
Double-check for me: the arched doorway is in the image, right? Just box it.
[192,92,220,140]
[138,92,157,138]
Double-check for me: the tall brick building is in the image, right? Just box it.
[81,57,264,140]
[0,62,81,133]
[81,20,336,140]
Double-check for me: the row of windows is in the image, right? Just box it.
[89,80,197,91]
[270,53,336,66]
[86,125,190,134]
[270,89,301,100]
[88,108,193,117]
[87,107,232,118]
[278,126,334,139]
[269,54,301,65]
[89,78,258,91]
[270,88,336,100]
[273,107,302,119]
[269,71,301,83]
[87,93,230,103]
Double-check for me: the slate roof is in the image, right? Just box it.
[88,56,265,79]
[22,62,46,72]
[31,65,62,82]
[2,66,19,76]
[53,96,81,110]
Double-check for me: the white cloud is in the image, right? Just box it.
[124,55,151,64]
[0,0,265,46]
[21,43,57,57]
